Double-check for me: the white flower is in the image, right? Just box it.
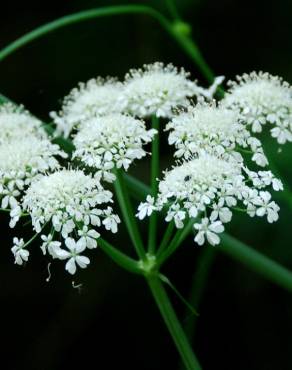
[119,62,201,118]
[136,195,156,219]
[73,114,156,181]
[102,207,121,233]
[222,72,292,144]
[9,206,22,228]
[165,203,186,228]
[40,234,62,257]
[253,191,280,223]
[0,102,46,144]
[0,136,67,218]
[78,226,100,249]
[50,77,123,137]
[11,237,29,265]
[55,238,90,275]
[166,102,268,167]
[139,154,281,246]
[194,218,224,246]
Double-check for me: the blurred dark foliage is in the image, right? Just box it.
[0,1,292,369]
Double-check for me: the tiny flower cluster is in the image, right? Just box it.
[0,102,46,143]
[222,72,292,144]
[119,62,217,118]
[50,77,123,138]
[166,102,268,167]
[12,170,120,274]
[137,154,282,246]
[0,105,67,228]
[73,113,157,182]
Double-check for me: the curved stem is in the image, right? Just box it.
[0,5,215,83]
[165,0,181,20]
[98,238,142,275]
[220,233,292,292]
[113,168,146,260]
[147,274,202,370]
[148,116,160,254]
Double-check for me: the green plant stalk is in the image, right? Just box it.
[98,238,142,275]
[147,275,202,370]
[113,168,146,261]
[220,233,292,292]
[125,174,292,292]
[0,5,215,84]
[148,116,160,254]
[157,219,195,265]
[183,247,217,339]
[165,0,181,20]
[157,221,175,255]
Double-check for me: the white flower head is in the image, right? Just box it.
[166,102,268,167]
[0,102,46,143]
[222,72,292,144]
[119,62,199,118]
[11,237,29,265]
[19,169,120,274]
[50,77,124,137]
[138,154,281,246]
[0,136,66,215]
[73,113,157,181]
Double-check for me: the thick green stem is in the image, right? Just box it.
[98,238,142,275]
[220,233,292,292]
[113,168,146,260]
[124,174,292,292]
[148,116,160,254]
[147,275,202,370]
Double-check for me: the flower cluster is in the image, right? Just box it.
[119,62,221,118]
[50,77,123,137]
[73,113,156,182]
[137,154,282,246]
[12,170,120,274]
[0,102,46,143]
[166,102,268,167]
[222,72,292,144]
[51,63,223,138]
[0,135,67,226]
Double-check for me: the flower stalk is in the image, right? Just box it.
[148,115,160,254]
[147,274,202,370]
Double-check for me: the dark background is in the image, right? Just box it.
[1,1,292,369]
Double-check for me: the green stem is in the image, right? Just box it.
[183,247,216,339]
[148,116,160,254]
[98,238,142,275]
[123,173,151,200]
[147,275,202,370]
[157,221,175,255]
[157,219,194,266]
[0,5,215,83]
[165,0,181,20]
[113,168,146,260]
[220,233,292,292]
